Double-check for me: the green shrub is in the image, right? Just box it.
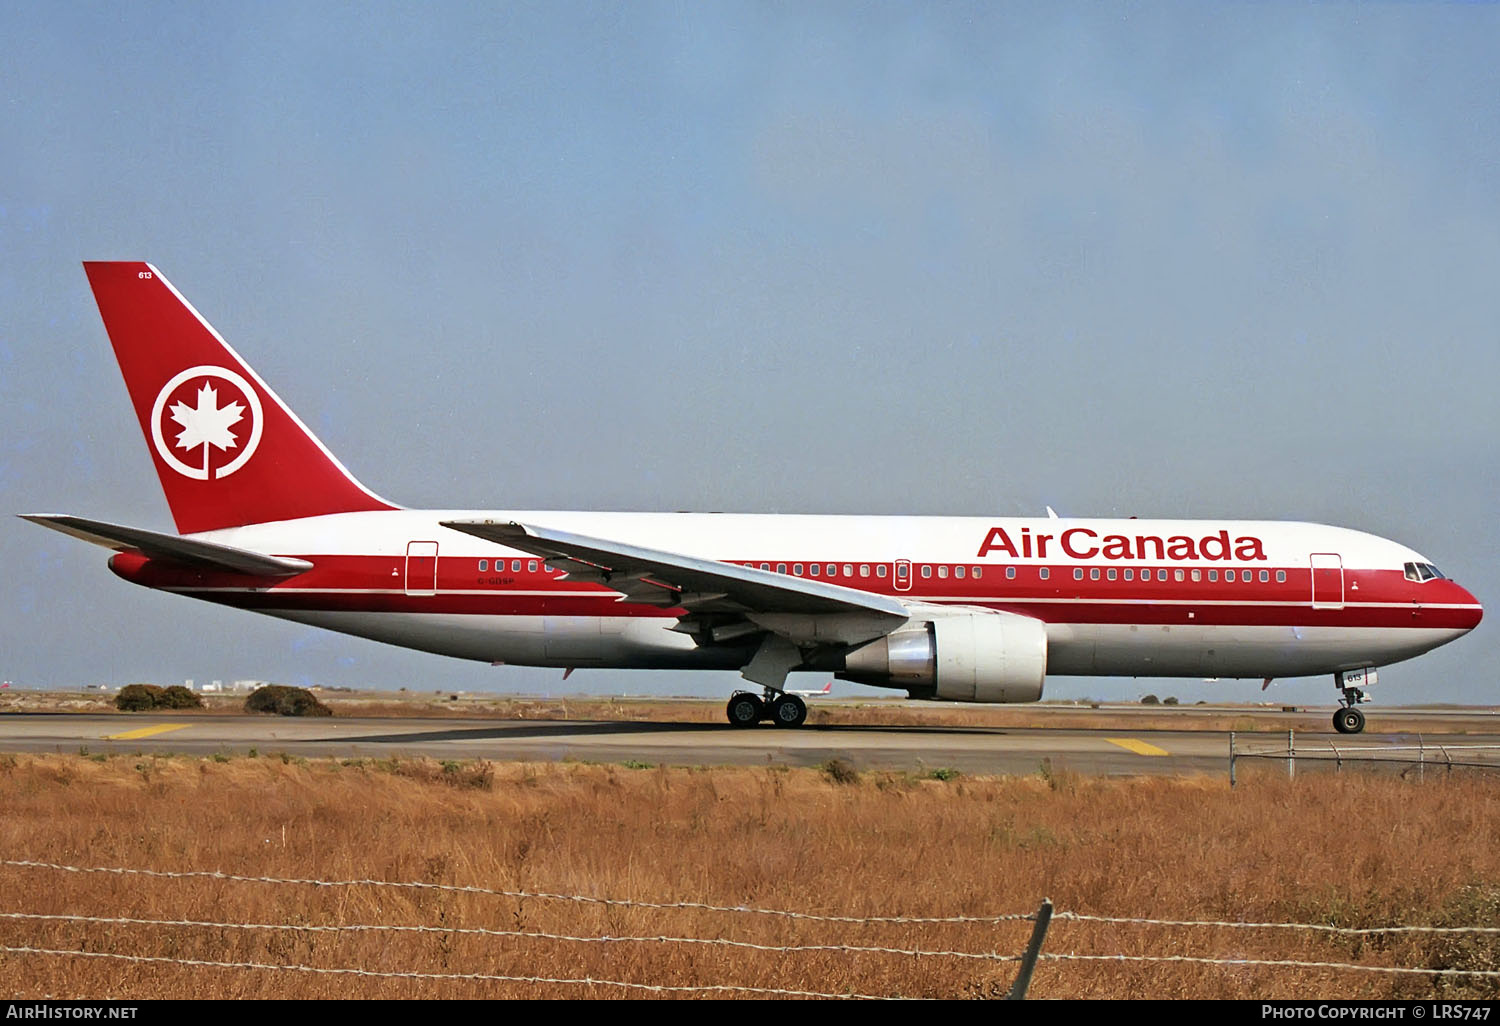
[158,685,204,709]
[115,684,165,711]
[1140,694,1160,705]
[244,685,332,717]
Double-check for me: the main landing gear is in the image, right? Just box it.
[725,689,807,729]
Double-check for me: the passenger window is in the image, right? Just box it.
[1124,569,1133,581]
[512,560,521,573]
[955,566,965,579]
[1259,570,1269,583]
[876,565,887,578]
[858,564,869,578]
[793,563,803,575]
[777,563,787,574]
[1276,570,1286,583]
[761,563,770,571]
[1209,570,1218,582]
[973,567,982,579]
[1006,566,1016,580]
[1191,569,1201,582]
[478,560,488,572]
[1039,567,1050,580]
[842,564,853,577]
[921,566,932,578]
[1158,570,1167,582]
[1090,568,1100,580]
[809,564,820,577]
[827,564,837,577]
[1174,569,1184,582]
[1073,568,1084,581]
[938,565,948,579]
[1107,568,1117,581]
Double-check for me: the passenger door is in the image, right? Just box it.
[1310,552,1344,610]
[405,541,439,596]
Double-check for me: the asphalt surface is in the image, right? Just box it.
[4,709,1499,776]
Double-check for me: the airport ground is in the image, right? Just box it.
[2,687,1499,776]
[4,689,1500,999]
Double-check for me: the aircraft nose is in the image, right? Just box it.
[1457,585,1484,631]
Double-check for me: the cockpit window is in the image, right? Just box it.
[1404,562,1447,583]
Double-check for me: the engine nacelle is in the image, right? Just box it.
[838,610,1047,703]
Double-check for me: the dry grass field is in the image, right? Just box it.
[2,752,1499,1000]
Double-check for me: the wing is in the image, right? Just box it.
[440,518,913,686]
[19,514,313,577]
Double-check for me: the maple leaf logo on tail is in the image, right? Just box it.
[169,383,244,476]
[149,365,265,480]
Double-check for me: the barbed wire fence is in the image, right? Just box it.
[3,858,1500,998]
[1229,731,1500,785]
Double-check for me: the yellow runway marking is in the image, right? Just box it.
[103,723,192,741]
[1106,737,1169,757]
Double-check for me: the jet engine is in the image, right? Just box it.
[837,609,1047,703]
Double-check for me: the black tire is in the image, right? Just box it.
[1333,706,1365,735]
[726,693,763,728]
[770,694,807,728]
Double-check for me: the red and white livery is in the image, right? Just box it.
[23,262,1483,733]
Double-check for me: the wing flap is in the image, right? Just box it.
[19,514,313,577]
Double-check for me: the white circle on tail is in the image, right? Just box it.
[150,365,264,480]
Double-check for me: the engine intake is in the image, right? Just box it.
[838,610,1047,703]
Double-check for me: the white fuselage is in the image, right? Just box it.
[107,510,1483,686]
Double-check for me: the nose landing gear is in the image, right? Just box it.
[725,689,807,728]
[1333,667,1376,734]
[1333,701,1365,735]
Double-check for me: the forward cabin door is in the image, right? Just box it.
[405,541,439,596]
[1310,552,1344,610]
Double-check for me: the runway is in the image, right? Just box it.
[5,710,1499,776]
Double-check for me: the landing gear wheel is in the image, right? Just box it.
[770,693,807,728]
[726,693,764,728]
[1333,706,1365,735]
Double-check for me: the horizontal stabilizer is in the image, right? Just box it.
[18,514,313,577]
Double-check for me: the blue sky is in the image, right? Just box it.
[2,2,1496,704]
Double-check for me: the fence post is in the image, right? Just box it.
[1229,731,1236,788]
[1419,736,1425,782]
[1006,898,1054,1000]
[1288,729,1295,781]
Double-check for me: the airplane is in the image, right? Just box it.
[20,262,1484,735]
[786,682,834,698]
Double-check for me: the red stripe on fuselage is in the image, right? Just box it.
[107,552,1483,632]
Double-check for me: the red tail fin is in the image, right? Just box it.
[83,262,396,534]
